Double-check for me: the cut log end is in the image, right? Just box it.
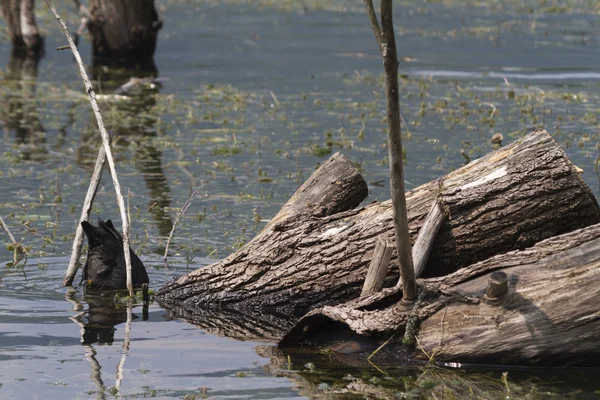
[483,271,508,303]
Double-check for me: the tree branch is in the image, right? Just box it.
[364,0,383,53]
[380,0,415,300]
[44,0,135,295]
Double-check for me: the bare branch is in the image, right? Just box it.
[379,0,416,300]
[364,0,383,53]
[163,188,199,268]
[44,0,135,295]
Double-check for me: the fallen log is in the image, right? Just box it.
[157,130,600,319]
[281,221,600,366]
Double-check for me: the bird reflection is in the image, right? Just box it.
[70,289,147,346]
[67,287,145,398]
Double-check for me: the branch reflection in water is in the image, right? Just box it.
[66,287,147,397]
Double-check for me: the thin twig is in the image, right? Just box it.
[115,303,132,393]
[163,188,199,268]
[0,216,27,266]
[0,216,17,244]
[364,0,383,53]
[367,332,395,361]
[45,0,135,296]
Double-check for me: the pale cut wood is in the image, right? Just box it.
[361,236,393,296]
[411,202,443,279]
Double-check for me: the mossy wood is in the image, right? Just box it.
[158,130,600,333]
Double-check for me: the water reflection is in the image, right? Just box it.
[67,288,145,398]
[76,65,174,238]
[0,49,46,161]
[260,345,600,399]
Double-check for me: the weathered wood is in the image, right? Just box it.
[282,222,600,366]
[415,222,600,365]
[411,202,443,279]
[157,130,600,318]
[361,236,393,296]
[87,0,160,68]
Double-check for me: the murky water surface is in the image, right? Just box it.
[1,0,600,398]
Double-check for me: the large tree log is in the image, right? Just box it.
[157,130,600,319]
[281,221,600,366]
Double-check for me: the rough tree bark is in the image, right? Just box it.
[157,130,600,332]
[87,0,161,68]
[1,0,43,55]
[281,221,600,366]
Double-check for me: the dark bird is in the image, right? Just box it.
[81,219,149,290]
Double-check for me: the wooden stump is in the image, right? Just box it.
[88,0,160,68]
[157,130,600,327]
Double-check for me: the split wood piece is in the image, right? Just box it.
[281,222,600,366]
[64,137,109,286]
[361,236,393,296]
[361,202,443,297]
[411,201,443,280]
[157,130,600,316]
[45,0,135,295]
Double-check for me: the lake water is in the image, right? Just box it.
[1,0,600,398]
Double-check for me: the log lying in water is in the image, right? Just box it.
[281,221,600,366]
[157,130,600,318]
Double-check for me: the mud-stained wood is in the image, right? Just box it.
[157,130,600,317]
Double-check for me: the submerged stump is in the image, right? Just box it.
[87,0,161,68]
[157,130,600,346]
